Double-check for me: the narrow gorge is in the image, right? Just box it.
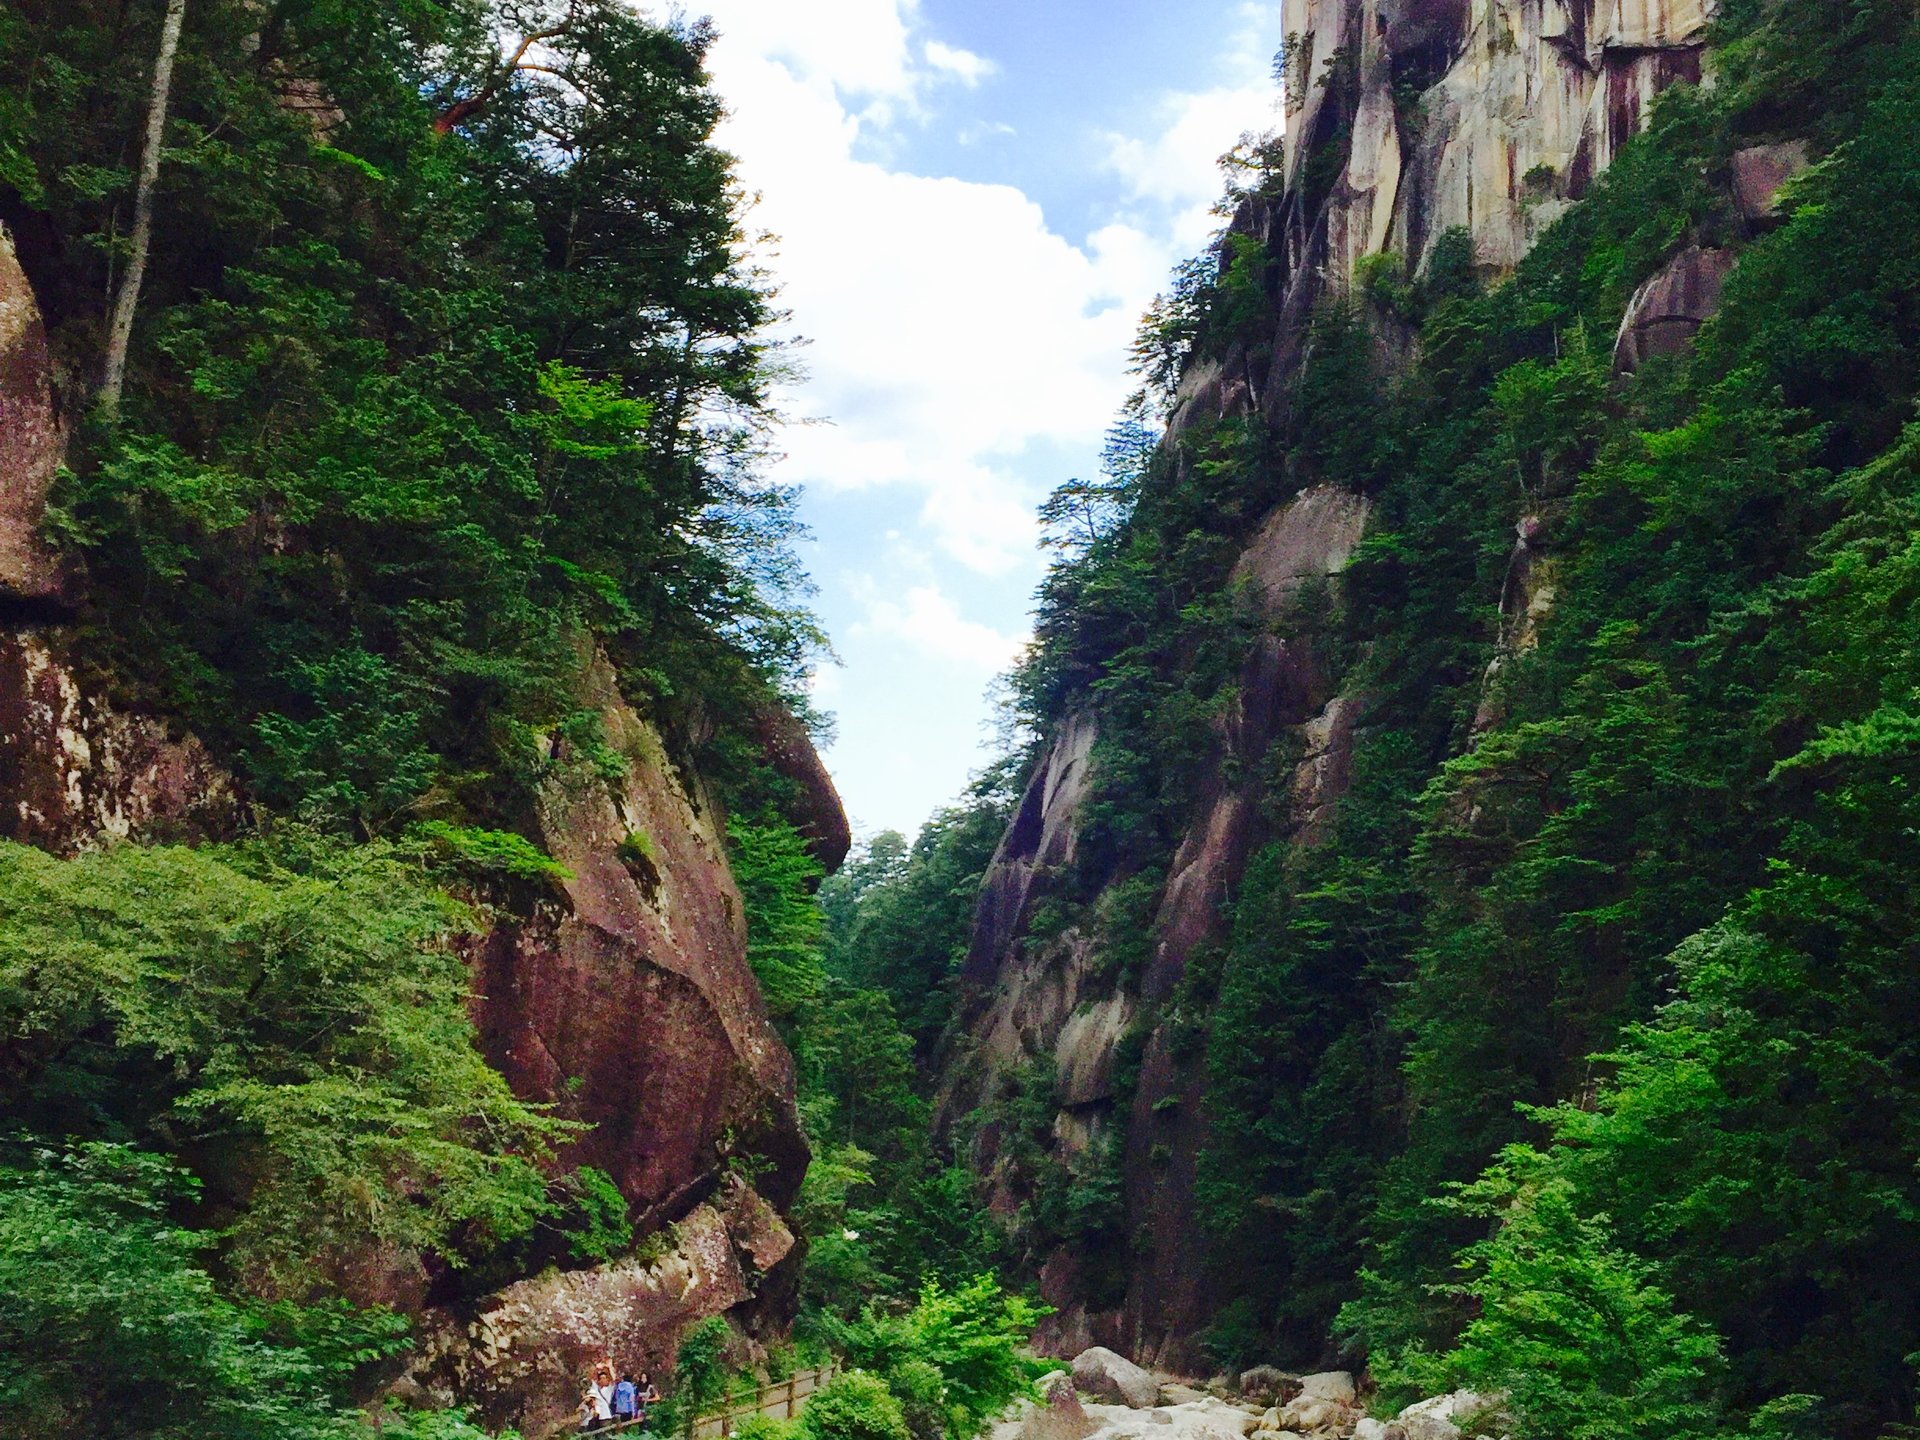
[2,3,1919,1440]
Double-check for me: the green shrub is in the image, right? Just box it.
[801,1373,914,1440]
[561,1166,634,1265]
[669,1317,735,1439]
[0,1144,405,1439]
[0,836,570,1285]
[733,1416,800,1440]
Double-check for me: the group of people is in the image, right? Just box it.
[580,1359,660,1433]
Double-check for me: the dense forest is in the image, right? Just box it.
[4,1,1920,1439]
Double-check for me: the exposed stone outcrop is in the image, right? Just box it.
[0,226,64,603]
[408,1183,794,1436]
[1071,1347,1162,1409]
[965,710,1100,984]
[1612,243,1738,372]
[751,699,852,873]
[1730,139,1810,220]
[471,653,809,1230]
[1394,1390,1507,1440]
[1288,0,1712,293]
[0,630,241,852]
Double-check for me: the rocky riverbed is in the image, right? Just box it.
[989,1349,1503,1440]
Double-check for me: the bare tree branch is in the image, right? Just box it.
[100,0,188,416]
[433,11,578,134]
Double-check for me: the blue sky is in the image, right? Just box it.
[697,0,1283,838]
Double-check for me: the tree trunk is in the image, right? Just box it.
[99,0,188,417]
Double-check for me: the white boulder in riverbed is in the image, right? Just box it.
[1072,1347,1162,1408]
[1396,1391,1504,1440]
[1296,1373,1356,1406]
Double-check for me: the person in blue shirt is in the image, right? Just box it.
[613,1375,639,1426]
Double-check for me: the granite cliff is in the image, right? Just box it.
[941,0,1831,1368]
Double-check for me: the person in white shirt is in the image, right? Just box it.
[582,1361,617,1430]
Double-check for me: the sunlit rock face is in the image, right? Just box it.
[947,0,1718,1370]
[1285,0,1712,288]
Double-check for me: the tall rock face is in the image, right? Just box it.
[944,0,1718,1369]
[0,226,63,603]
[1286,0,1711,287]
[0,233,833,1432]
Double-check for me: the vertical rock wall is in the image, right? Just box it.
[946,0,1720,1369]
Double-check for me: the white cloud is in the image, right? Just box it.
[957,119,1017,146]
[1098,7,1280,248]
[706,31,1153,572]
[851,583,1027,672]
[697,0,1281,828]
[703,0,1284,570]
[702,0,920,99]
[924,39,997,87]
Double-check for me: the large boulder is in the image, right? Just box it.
[471,653,809,1222]
[1072,1347,1162,1408]
[1273,1395,1347,1433]
[1296,1372,1356,1406]
[1395,1391,1503,1440]
[1236,1366,1294,1404]
[1613,245,1738,374]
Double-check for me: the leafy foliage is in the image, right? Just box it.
[3,0,819,843]
[800,1372,915,1440]
[0,1141,471,1440]
[0,835,568,1288]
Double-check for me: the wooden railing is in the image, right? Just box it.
[575,1362,839,1440]
[693,1362,841,1439]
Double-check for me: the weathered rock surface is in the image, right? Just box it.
[964,709,1099,985]
[407,1186,793,1436]
[472,652,808,1225]
[0,226,64,602]
[0,629,240,852]
[1296,1373,1357,1407]
[1613,243,1737,373]
[1731,139,1810,220]
[750,699,852,873]
[1286,0,1712,289]
[1072,1347,1163,1409]
[1236,1367,1295,1404]
[1396,1391,1504,1440]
